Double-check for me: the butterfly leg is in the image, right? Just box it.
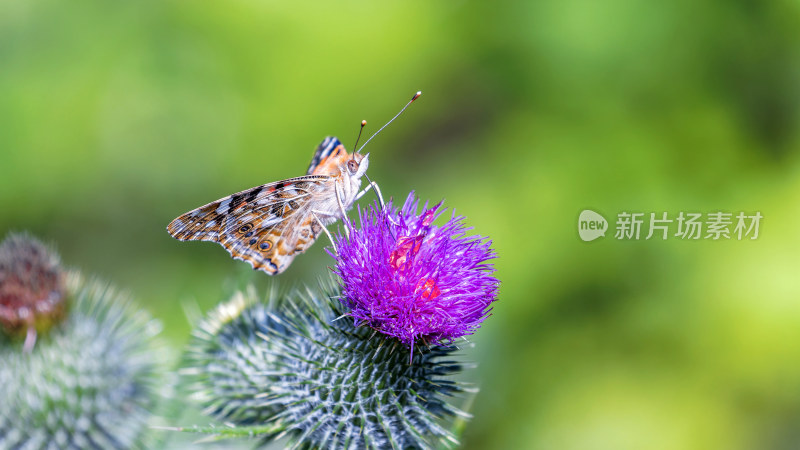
[311,211,338,250]
[354,177,385,208]
[334,180,352,239]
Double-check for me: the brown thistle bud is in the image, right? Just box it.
[0,232,66,349]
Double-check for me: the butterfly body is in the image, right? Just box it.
[167,137,370,274]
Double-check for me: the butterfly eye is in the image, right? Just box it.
[259,241,273,251]
[347,159,359,174]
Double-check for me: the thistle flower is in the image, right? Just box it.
[183,281,471,449]
[331,192,499,353]
[0,232,66,349]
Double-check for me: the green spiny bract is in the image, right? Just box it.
[0,273,167,449]
[184,281,473,449]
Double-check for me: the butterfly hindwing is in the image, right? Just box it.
[219,211,323,274]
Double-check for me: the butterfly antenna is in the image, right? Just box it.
[356,91,421,154]
[351,120,367,157]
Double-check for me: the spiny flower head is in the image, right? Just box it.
[183,282,470,449]
[0,232,66,346]
[1,272,168,449]
[331,192,499,351]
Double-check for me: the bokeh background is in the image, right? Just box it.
[2,0,800,448]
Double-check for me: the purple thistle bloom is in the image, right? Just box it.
[330,192,499,353]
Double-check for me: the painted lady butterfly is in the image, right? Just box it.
[167,91,420,275]
[167,137,377,274]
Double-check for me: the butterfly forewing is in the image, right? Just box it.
[167,176,331,274]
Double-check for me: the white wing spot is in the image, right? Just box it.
[262,216,284,228]
[216,199,230,214]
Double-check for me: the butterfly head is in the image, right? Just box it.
[308,138,368,179]
[346,151,369,180]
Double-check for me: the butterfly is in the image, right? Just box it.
[167,137,379,275]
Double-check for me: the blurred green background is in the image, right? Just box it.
[2,0,800,448]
